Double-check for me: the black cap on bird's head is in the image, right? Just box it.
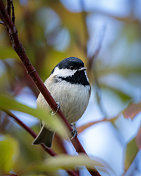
[56,57,84,70]
[51,57,89,86]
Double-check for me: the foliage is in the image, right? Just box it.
[0,135,19,174]
[0,0,141,176]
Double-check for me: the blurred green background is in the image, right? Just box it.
[0,0,141,176]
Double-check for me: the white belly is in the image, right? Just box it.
[37,77,90,123]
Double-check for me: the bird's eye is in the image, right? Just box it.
[70,66,74,69]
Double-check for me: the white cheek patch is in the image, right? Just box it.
[84,70,89,82]
[53,67,77,78]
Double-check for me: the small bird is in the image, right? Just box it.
[33,57,91,148]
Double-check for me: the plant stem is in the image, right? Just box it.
[5,110,78,176]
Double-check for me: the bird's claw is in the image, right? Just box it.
[70,123,77,139]
[51,102,60,115]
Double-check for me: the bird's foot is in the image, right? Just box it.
[70,123,77,139]
[51,102,60,116]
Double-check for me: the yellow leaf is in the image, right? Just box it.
[124,138,138,171]
[0,46,18,59]
[0,135,19,173]
[25,154,114,175]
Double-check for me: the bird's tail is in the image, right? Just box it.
[33,125,54,148]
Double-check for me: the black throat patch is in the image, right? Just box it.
[58,70,90,86]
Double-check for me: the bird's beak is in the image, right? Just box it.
[78,67,87,71]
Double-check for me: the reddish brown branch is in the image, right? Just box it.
[6,0,11,17]
[0,1,101,175]
[5,110,78,176]
[5,110,56,156]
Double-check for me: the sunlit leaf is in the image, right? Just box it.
[123,102,141,119]
[0,135,19,173]
[25,154,113,175]
[124,138,138,171]
[0,94,69,139]
[0,47,18,60]
[136,127,141,149]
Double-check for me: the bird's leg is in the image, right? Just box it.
[70,123,77,139]
[51,102,60,116]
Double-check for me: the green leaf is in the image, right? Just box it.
[25,154,113,175]
[0,135,19,173]
[100,85,132,102]
[0,46,18,59]
[124,138,138,171]
[0,94,69,139]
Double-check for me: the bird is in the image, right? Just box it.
[33,57,91,148]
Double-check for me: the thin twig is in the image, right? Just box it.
[77,116,118,134]
[7,0,11,17]
[5,110,56,156]
[87,26,105,72]
[11,0,15,24]
[80,0,88,55]
[5,110,78,176]
[88,26,107,117]
[80,0,107,117]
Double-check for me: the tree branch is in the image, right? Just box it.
[5,110,78,176]
[0,1,101,175]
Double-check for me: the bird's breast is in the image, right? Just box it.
[37,76,90,123]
